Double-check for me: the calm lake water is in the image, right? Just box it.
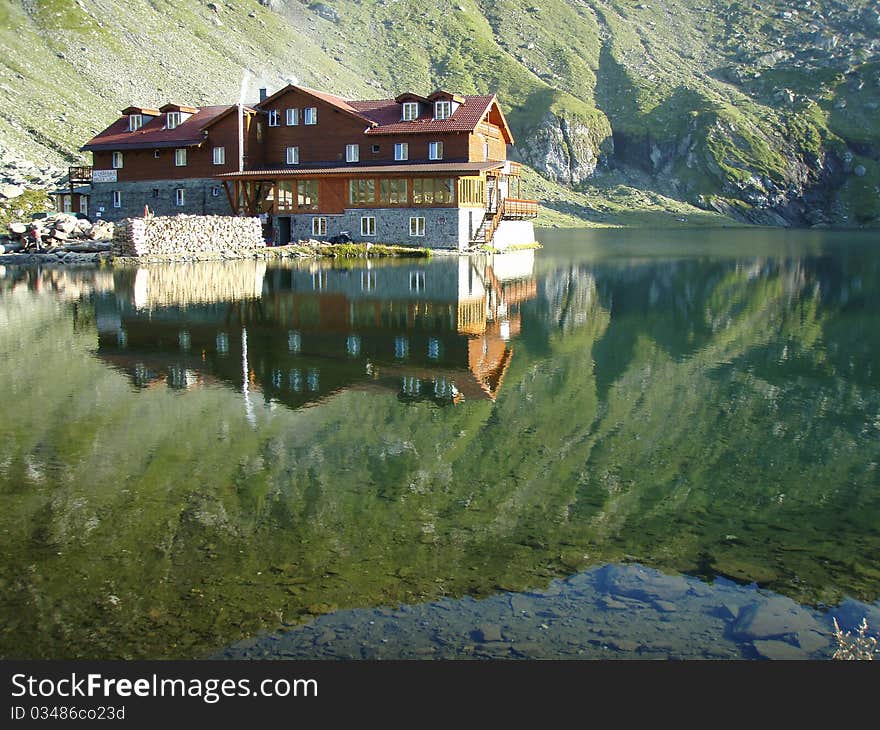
[1,227,879,660]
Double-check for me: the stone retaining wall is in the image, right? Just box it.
[112,214,265,260]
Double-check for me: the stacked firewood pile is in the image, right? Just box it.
[113,214,264,260]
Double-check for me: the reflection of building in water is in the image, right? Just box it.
[94,253,536,409]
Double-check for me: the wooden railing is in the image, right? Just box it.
[507,161,522,176]
[481,197,540,244]
[502,197,539,219]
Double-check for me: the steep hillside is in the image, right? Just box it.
[1,0,878,226]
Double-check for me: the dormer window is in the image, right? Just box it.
[402,102,419,121]
[434,101,451,120]
[166,112,181,129]
[128,114,142,132]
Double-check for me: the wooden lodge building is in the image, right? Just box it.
[79,85,539,250]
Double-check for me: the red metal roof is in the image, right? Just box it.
[81,105,251,151]
[215,161,504,179]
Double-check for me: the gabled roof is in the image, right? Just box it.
[81,105,255,151]
[159,103,199,114]
[348,94,513,142]
[257,85,514,142]
[256,84,377,127]
[121,106,160,116]
[427,90,465,104]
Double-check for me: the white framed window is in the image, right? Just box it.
[312,217,327,236]
[484,142,490,161]
[268,109,280,127]
[166,112,181,129]
[394,142,408,161]
[286,146,299,165]
[62,195,72,213]
[174,148,187,166]
[112,190,122,208]
[360,216,376,236]
[80,195,88,215]
[409,216,425,237]
[402,102,419,121]
[409,270,426,291]
[346,144,359,163]
[212,146,225,165]
[111,151,123,169]
[128,114,142,132]
[153,149,161,158]
[211,186,221,197]
[175,188,185,206]
[434,100,451,120]
[428,141,443,160]
[304,107,317,125]
[361,270,376,291]
[286,108,299,126]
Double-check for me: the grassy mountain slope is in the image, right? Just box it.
[1,0,878,226]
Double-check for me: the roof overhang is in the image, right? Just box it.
[159,103,199,114]
[256,84,377,127]
[394,92,430,104]
[215,161,505,180]
[81,138,205,152]
[121,106,160,116]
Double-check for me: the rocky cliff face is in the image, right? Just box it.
[516,111,614,187]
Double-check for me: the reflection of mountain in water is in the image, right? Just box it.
[94,255,537,409]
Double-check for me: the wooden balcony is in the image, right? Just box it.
[506,161,522,176]
[502,197,538,219]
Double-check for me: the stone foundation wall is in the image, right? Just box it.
[91,179,231,222]
[275,207,474,250]
[113,214,264,259]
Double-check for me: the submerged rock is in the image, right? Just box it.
[752,638,808,660]
[732,597,823,640]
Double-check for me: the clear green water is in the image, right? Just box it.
[1,227,879,659]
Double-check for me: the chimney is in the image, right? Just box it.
[259,88,268,103]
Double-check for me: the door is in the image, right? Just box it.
[279,216,292,246]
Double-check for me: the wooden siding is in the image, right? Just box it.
[469,124,507,162]
[91,111,262,181]
[260,88,478,166]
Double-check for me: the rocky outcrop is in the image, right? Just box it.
[1,212,114,263]
[516,111,613,186]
